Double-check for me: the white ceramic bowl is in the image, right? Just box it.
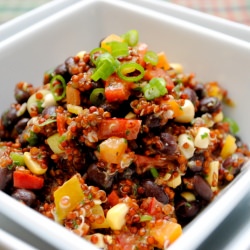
[0,0,250,249]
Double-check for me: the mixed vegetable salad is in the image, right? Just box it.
[0,30,249,249]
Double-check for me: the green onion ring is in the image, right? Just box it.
[117,62,145,82]
[122,29,139,47]
[144,50,159,66]
[90,88,105,105]
[50,75,66,101]
[90,47,108,65]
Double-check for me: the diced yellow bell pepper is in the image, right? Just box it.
[99,137,127,164]
[90,205,109,229]
[54,175,84,223]
[24,152,47,175]
[106,203,129,230]
[47,133,64,154]
[220,134,237,159]
[101,34,124,52]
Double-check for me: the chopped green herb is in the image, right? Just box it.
[140,214,153,222]
[201,132,209,139]
[223,117,239,134]
[150,167,159,178]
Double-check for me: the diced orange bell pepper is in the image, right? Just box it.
[156,52,170,70]
[149,220,182,247]
[165,99,184,118]
[99,136,127,164]
[66,85,81,106]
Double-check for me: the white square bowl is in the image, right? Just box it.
[0,0,250,249]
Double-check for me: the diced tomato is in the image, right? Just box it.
[115,233,137,250]
[143,67,174,91]
[98,118,141,140]
[13,170,44,189]
[107,190,120,207]
[104,74,131,102]
[147,197,157,215]
[56,112,67,135]
[136,43,148,67]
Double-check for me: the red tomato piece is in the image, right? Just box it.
[104,74,131,102]
[56,112,67,135]
[136,43,148,67]
[13,171,44,189]
[107,190,120,207]
[144,67,174,91]
[98,118,141,140]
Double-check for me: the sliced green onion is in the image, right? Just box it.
[10,152,25,166]
[150,167,159,178]
[122,29,139,47]
[90,88,105,105]
[90,47,108,65]
[50,75,66,101]
[39,118,56,127]
[117,62,145,82]
[91,60,117,81]
[107,41,129,58]
[140,215,153,222]
[27,131,39,146]
[142,77,167,100]
[95,52,115,66]
[149,78,167,95]
[144,51,159,66]
[223,117,239,134]
[143,85,161,100]
[91,53,120,81]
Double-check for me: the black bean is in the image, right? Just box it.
[199,97,221,114]
[181,88,198,106]
[193,175,213,201]
[141,180,169,204]
[1,107,18,128]
[54,63,71,81]
[54,63,67,76]
[187,153,205,172]
[14,86,31,104]
[14,118,29,134]
[193,82,206,99]
[86,163,114,190]
[159,133,178,155]
[0,167,12,190]
[175,200,200,218]
[11,189,36,207]
[42,106,57,118]
[144,114,161,128]
[223,153,245,175]
[65,56,78,75]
